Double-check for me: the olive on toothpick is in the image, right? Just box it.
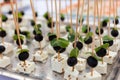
[34,34,43,42]
[48,32,57,41]
[103,35,114,47]
[101,18,109,27]
[18,17,22,23]
[18,50,29,61]
[95,27,104,35]
[0,30,7,38]
[60,13,65,22]
[111,28,119,37]
[30,20,35,26]
[82,25,91,33]
[8,10,12,15]
[87,56,98,68]
[113,17,119,25]
[47,18,55,28]
[53,46,66,53]
[67,57,77,67]
[0,45,6,53]
[73,41,83,50]
[16,38,24,46]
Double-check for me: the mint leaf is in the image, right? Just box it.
[103,35,113,41]
[79,36,84,42]
[43,12,49,19]
[69,48,79,57]
[60,13,64,19]
[17,49,29,54]
[67,33,75,42]
[50,38,69,48]
[82,25,88,33]
[13,34,24,40]
[95,43,109,52]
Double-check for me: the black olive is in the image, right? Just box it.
[18,51,29,61]
[84,36,93,45]
[47,21,55,28]
[95,28,104,35]
[73,41,83,50]
[0,45,5,53]
[61,17,65,22]
[18,17,22,23]
[14,29,21,34]
[20,11,25,16]
[67,57,78,67]
[16,38,24,46]
[30,20,35,26]
[111,29,119,37]
[101,21,107,27]
[96,48,107,57]
[35,12,38,17]
[48,35,57,41]
[103,40,113,47]
[0,30,7,38]
[53,46,66,53]
[83,27,91,33]
[113,18,119,25]
[87,56,98,68]
[8,10,12,15]
[34,34,43,42]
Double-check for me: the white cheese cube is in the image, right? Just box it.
[95,61,107,74]
[16,61,35,74]
[51,54,67,73]
[79,70,102,80]
[33,50,48,62]
[0,56,11,68]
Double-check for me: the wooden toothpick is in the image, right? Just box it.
[74,0,80,48]
[51,0,54,33]
[79,0,84,36]
[30,0,43,52]
[87,0,89,33]
[55,0,60,61]
[10,0,22,49]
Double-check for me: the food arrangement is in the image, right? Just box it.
[0,0,120,80]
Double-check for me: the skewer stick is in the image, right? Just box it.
[59,0,61,37]
[96,0,102,45]
[100,0,104,64]
[113,0,116,28]
[87,0,89,32]
[108,0,111,36]
[74,0,80,48]
[46,0,49,14]
[0,4,2,28]
[70,0,72,30]
[0,4,4,44]
[30,0,37,29]
[100,0,102,20]
[72,0,80,72]
[107,0,112,55]
[79,0,84,35]
[115,0,118,16]
[91,68,93,76]
[10,0,22,49]
[55,0,60,61]
[51,0,53,33]
[92,0,96,57]
[30,0,43,52]
[65,0,69,23]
